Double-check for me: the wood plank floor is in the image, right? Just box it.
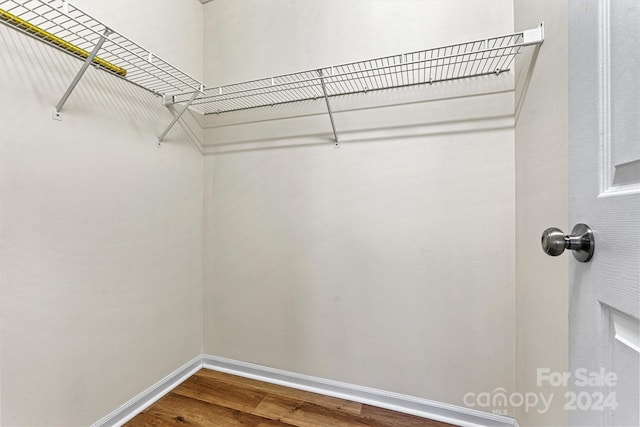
[125,369,458,427]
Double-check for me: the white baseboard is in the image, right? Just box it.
[90,355,203,427]
[201,354,518,427]
[92,354,518,427]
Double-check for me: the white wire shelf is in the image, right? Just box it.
[0,0,204,96]
[0,1,543,146]
[176,24,544,117]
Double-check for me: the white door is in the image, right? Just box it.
[567,1,640,426]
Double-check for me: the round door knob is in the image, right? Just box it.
[541,223,595,262]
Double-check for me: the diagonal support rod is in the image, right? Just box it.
[318,69,339,147]
[53,28,112,119]
[157,87,202,143]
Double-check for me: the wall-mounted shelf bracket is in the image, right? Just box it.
[514,22,544,122]
[156,84,205,147]
[318,69,339,148]
[522,22,544,47]
[52,28,112,121]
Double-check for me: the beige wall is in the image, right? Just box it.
[0,1,204,425]
[202,0,517,411]
[514,1,569,426]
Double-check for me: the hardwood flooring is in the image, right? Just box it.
[125,369,458,427]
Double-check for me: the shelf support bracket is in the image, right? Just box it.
[318,69,339,148]
[52,28,112,121]
[156,85,203,146]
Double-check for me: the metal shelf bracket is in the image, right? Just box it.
[156,85,205,147]
[52,28,112,121]
[318,69,339,148]
[522,22,544,46]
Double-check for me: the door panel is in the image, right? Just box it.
[602,305,640,426]
[569,0,640,426]
[606,0,640,195]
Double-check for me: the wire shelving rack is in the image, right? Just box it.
[0,0,204,143]
[181,25,543,116]
[0,0,544,146]
[178,24,543,145]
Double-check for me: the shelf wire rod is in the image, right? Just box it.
[498,45,520,73]
[281,74,302,100]
[195,60,513,114]
[323,67,338,95]
[372,59,382,88]
[356,64,368,92]
[376,59,389,89]
[268,82,291,105]
[351,66,366,92]
[157,86,202,143]
[436,48,447,81]
[2,17,155,97]
[40,1,201,92]
[318,69,339,147]
[286,73,305,99]
[499,36,522,69]
[476,43,489,75]
[345,65,359,93]
[493,50,510,74]
[13,5,106,49]
[386,57,394,88]
[412,53,418,84]
[450,48,456,79]
[193,43,520,104]
[461,42,474,77]
[496,36,514,71]
[456,46,467,77]
[366,59,381,90]
[53,27,111,118]
[296,75,318,100]
[395,57,400,87]
[99,43,190,93]
[330,66,342,93]
[467,43,481,76]
[279,79,301,103]
[356,61,369,92]
[485,37,504,74]
[453,44,463,79]
[218,89,245,111]
[443,58,450,80]
[334,66,345,92]
[445,48,453,80]
[345,65,358,93]
[402,53,408,86]
[422,52,427,84]
[489,43,507,74]
[185,42,523,111]
[297,72,319,99]
[220,97,240,112]
[469,40,488,75]
[485,37,504,73]
[460,45,471,77]
[335,67,347,93]
[444,47,452,79]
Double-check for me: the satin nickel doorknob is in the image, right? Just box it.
[541,223,595,262]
